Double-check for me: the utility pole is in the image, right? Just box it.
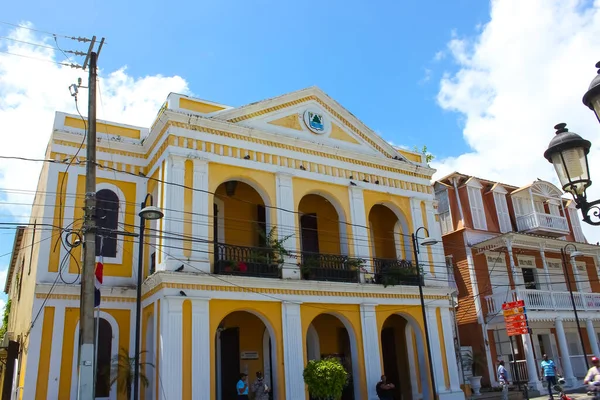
[78,37,104,400]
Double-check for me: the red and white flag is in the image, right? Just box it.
[94,256,103,308]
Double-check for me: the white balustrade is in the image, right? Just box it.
[485,289,600,316]
[516,212,569,233]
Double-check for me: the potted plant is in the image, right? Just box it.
[464,350,486,395]
[303,357,348,400]
[300,257,320,280]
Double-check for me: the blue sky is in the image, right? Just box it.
[2,0,600,307]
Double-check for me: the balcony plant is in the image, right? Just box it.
[345,257,365,271]
[257,227,293,266]
[299,256,320,280]
[303,357,348,400]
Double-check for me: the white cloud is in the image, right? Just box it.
[0,24,190,217]
[433,0,600,244]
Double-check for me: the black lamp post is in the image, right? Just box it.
[582,61,600,124]
[411,226,439,400]
[544,123,600,225]
[560,243,589,373]
[133,193,163,400]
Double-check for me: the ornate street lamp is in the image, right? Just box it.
[582,61,600,123]
[544,123,600,225]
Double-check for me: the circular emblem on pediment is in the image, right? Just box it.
[303,109,330,135]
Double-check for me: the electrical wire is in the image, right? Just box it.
[0,21,92,42]
[0,49,78,67]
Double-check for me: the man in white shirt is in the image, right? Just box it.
[498,360,509,400]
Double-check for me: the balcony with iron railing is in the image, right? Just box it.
[485,288,600,317]
[213,243,425,287]
[515,212,569,237]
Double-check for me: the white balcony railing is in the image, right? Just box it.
[516,212,569,233]
[485,289,600,316]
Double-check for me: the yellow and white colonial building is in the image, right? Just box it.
[4,87,463,400]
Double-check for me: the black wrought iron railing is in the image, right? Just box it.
[299,252,360,283]
[372,258,422,286]
[214,243,281,278]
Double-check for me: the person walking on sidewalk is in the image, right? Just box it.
[498,360,509,400]
[540,354,558,399]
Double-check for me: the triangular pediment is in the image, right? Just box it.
[211,87,409,161]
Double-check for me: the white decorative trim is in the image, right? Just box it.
[160,156,186,270]
[276,174,299,279]
[349,187,370,259]
[426,307,447,393]
[303,107,332,135]
[281,302,305,400]
[440,307,462,392]
[46,305,65,399]
[360,303,382,399]
[306,324,320,361]
[191,298,210,399]
[191,160,210,268]
[159,297,183,400]
[262,329,273,391]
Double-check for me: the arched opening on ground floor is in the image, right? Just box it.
[215,310,277,400]
[306,313,360,400]
[380,313,430,400]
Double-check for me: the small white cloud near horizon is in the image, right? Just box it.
[433,0,600,244]
[0,23,190,218]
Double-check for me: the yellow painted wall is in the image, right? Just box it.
[215,182,264,248]
[49,171,67,273]
[376,306,431,397]
[58,307,131,400]
[179,97,226,114]
[293,178,352,255]
[182,300,192,399]
[71,175,136,276]
[34,307,55,400]
[300,304,367,400]
[310,314,345,355]
[208,300,284,400]
[368,205,398,259]
[65,116,141,139]
[208,164,277,263]
[329,123,359,144]
[397,150,423,163]
[268,114,303,131]
[298,194,341,255]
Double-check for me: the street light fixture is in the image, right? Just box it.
[133,193,163,400]
[544,123,600,226]
[411,227,439,400]
[582,61,600,124]
[560,243,589,374]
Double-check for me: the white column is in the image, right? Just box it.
[555,317,577,387]
[161,156,186,270]
[504,238,522,287]
[424,200,446,282]
[586,319,600,358]
[410,198,424,250]
[426,306,448,394]
[569,257,584,292]
[349,186,370,255]
[405,325,419,398]
[521,331,542,390]
[191,160,210,272]
[159,296,183,400]
[282,302,305,399]
[191,298,211,399]
[360,303,381,399]
[539,244,553,291]
[440,307,462,393]
[276,173,299,279]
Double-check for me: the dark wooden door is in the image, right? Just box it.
[381,327,402,398]
[220,328,240,400]
[300,214,319,253]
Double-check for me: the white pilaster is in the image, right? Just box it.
[586,319,600,358]
[161,156,186,270]
[46,304,65,400]
[348,186,369,257]
[276,173,299,279]
[504,238,521,286]
[23,300,45,399]
[410,198,424,241]
[426,306,448,394]
[440,307,462,392]
[159,296,183,400]
[555,317,577,387]
[360,303,382,400]
[539,244,553,291]
[569,257,583,292]
[191,298,211,399]
[282,302,305,399]
[424,200,445,281]
[191,160,210,272]
[405,325,419,399]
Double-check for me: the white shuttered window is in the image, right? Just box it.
[493,192,512,233]
[467,186,487,230]
[436,189,453,235]
[568,207,586,243]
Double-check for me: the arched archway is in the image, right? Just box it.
[298,194,356,282]
[380,313,430,400]
[213,180,278,278]
[215,310,279,400]
[305,313,360,400]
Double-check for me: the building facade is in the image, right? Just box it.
[3,87,463,400]
[435,172,600,391]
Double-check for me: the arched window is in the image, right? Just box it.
[95,318,113,397]
[96,189,119,258]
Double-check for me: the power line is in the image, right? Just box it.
[0,49,80,68]
[0,21,92,43]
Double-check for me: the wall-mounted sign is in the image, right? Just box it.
[240,351,259,360]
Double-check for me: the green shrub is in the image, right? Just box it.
[303,358,348,400]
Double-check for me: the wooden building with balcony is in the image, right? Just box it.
[3,87,464,400]
[435,172,600,392]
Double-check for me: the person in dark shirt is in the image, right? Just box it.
[376,375,395,400]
